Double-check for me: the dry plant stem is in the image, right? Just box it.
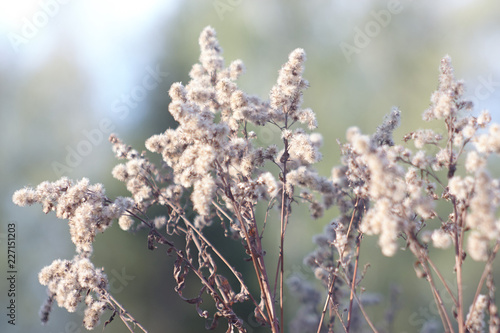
[214,161,277,329]
[316,250,340,332]
[315,281,328,329]
[342,197,361,332]
[248,204,278,308]
[452,198,465,333]
[350,288,379,333]
[279,135,291,333]
[274,112,293,332]
[424,260,454,332]
[446,111,465,333]
[182,224,233,304]
[332,303,348,332]
[320,261,342,333]
[341,239,377,333]
[317,198,362,333]
[260,198,275,238]
[465,241,500,328]
[398,158,446,190]
[149,220,249,330]
[129,194,268,326]
[161,191,265,314]
[146,158,278,333]
[106,293,148,333]
[346,234,362,331]
[211,200,234,223]
[131,211,232,306]
[180,210,268,321]
[426,257,458,306]
[346,197,361,237]
[233,202,278,332]
[410,239,454,333]
[322,264,378,333]
[120,316,135,333]
[430,285,453,333]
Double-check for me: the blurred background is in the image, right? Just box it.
[1,0,500,332]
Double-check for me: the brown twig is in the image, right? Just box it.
[426,257,458,307]
[346,233,362,331]
[409,241,454,333]
[452,197,465,333]
[317,262,341,333]
[105,293,148,333]
[465,241,500,328]
[317,197,362,333]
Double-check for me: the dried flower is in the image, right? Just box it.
[466,294,488,332]
[38,256,107,318]
[12,27,500,333]
[431,229,452,249]
[13,178,133,255]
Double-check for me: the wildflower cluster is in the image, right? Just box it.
[12,26,500,333]
[104,26,339,333]
[13,177,133,254]
[289,55,500,332]
[335,55,500,262]
[38,257,107,330]
[12,178,139,329]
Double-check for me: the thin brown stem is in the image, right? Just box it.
[426,257,458,307]
[424,259,455,332]
[452,198,465,333]
[346,234,361,331]
[465,241,500,328]
[317,200,361,333]
[213,159,278,331]
[331,302,348,332]
[227,208,275,327]
[350,289,379,333]
[430,284,454,333]
[260,196,276,238]
[129,203,263,316]
[279,183,288,333]
[408,232,454,333]
[234,205,278,332]
[211,200,234,223]
[279,114,290,333]
[106,293,148,333]
[317,263,341,333]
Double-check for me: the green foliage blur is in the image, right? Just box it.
[3,1,500,332]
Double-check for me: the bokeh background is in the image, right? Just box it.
[2,0,500,332]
